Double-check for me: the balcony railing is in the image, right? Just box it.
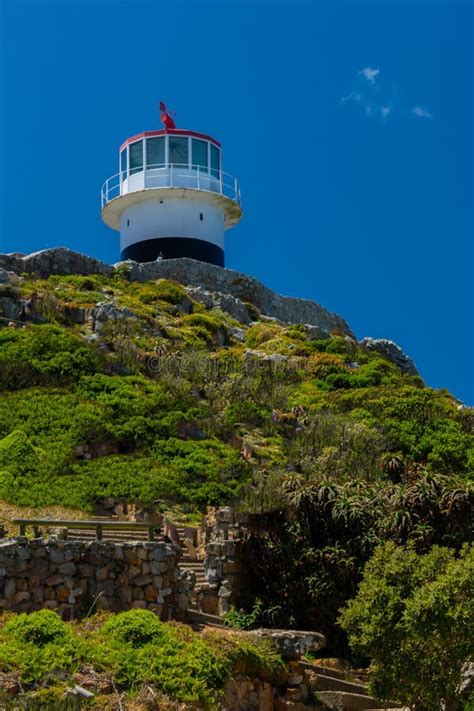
[101,163,241,209]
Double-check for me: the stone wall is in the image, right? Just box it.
[0,537,190,620]
[198,507,293,617]
[198,507,255,616]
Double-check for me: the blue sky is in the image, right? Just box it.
[1,1,472,403]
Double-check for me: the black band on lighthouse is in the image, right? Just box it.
[121,237,225,266]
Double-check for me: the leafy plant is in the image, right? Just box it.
[339,543,474,709]
[224,600,263,630]
[101,608,165,646]
[4,610,70,646]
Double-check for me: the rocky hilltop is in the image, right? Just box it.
[0,246,417,374]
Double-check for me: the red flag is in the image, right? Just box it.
[159,100,176,129]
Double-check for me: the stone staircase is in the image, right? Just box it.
[301,663,404,710]
[65,516,151,543]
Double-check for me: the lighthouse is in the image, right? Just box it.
[101,103,242,267]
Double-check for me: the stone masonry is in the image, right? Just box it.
[198,507,251,616]
[0,537,190,620]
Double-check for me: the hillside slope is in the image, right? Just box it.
[0,249,472,643]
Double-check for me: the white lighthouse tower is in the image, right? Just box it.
[101,103,242,267]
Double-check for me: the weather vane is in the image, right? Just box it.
[159,100,176,129]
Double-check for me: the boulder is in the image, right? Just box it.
[90,301,139,334]
[0,297,21,321]
[304,324,330,340]
[359,337,418,375]
[185,285,253,325]
[0,269,21,286]
[0,247,113,278]
[250,629,326,661]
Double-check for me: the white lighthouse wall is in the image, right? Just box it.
[119,197,225,252]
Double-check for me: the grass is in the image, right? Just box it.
[0,500,90,536]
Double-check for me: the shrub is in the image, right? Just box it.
[179,312,223,333]
[0,429,40,476]
[101,609,165,646]
[153,279,189,305]
[306,352,348,379]
[4,610,70,646]
[245,322,282,348]
[339,543,474,709]
[224,600,263,630]
[0,325,100,389]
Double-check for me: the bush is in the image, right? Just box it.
[339,543,474,709]
[4,610,70,646]
[153,279,189,305]
[179,312,223,333]
[0,611,79,684]
[245,322,283,348]
[101,609,165,646]
[0,611,281,704]
[0,325,100,389]
[0,429,40,476]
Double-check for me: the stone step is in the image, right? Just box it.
[179,559,204,572]
[306,671,369,696]
[186,609,224,628]
[301,662,347,681]
[315,691,401,710]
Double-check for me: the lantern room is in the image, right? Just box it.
[101,113,242,267]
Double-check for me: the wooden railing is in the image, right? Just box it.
[12,518,161,542]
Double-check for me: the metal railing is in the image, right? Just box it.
[101,163,241,208]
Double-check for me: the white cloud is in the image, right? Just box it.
[411,105,432,119]
[341,68,434,125]
[340,91,361,104]
[358,67,380,84]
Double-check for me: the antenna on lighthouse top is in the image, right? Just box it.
[159,100,176,129]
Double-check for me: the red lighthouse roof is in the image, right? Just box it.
[120,129,221,152]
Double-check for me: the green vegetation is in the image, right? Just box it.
[0,271,472,673]
[0,609,281,707]
[224,600,264,630]
[339,543,474,710]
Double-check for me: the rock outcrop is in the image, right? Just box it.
[0,247,419,374]
[0,247,113,278]
[359,337,418,376]
[185,285,254,325]
[121,257,354,337]
[251,628,326,661]
[0,247,352,337]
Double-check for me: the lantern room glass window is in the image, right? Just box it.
[211,144,220,178]
[129,140,143,175]
[192,139,208,172]
[169,137,189,168]
[146,137,165,169]
[120,149,127,181]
